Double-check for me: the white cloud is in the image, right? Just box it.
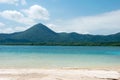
[0,10,35,25]
[0,5,50,33]
[0,5,49,26]
[52,10,120,35]
[23,5,49,20]
[0,0,18,5]
[47,23,56,28]
[21,0,26,5]
[0,25,29,33]
[0,0,27,5]
[0,22,5,27]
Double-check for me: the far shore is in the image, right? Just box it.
[0,42,120,46]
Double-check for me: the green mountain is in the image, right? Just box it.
[0,23,120,46]
[10,23,58,42]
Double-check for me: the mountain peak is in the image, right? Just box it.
[25,23,56,34]
[33,23,46,28]
[10,23,58,42]
[30,23,49,30]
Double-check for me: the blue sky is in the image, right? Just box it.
[0,0,120,34]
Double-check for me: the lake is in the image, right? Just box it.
[0,46,120,68]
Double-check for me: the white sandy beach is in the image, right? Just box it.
[0,68,119,80]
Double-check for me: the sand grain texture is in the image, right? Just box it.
[0,69,119,80]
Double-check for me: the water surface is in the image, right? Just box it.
[0,46,120,68]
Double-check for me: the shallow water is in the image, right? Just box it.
[0,46,120,68]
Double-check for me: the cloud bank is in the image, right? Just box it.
[0,10,35,25]
[0,0,27,5]
[0,5,49,25]
[49,10,120,35]
[0,22,5,27]
[0,1,120,35]
[23,5,49,20]
[0,5,50,33]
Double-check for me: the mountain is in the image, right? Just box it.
[10,23,58,42]
[0,23,59,43]
[0,23,120,46]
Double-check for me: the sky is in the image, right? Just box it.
[0,0,120,35]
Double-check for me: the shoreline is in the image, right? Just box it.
[0,68,119,80]
[0,65,119,70]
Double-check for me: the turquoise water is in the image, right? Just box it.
[0,46,120,68]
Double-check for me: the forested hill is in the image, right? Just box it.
[0,23,120,46]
